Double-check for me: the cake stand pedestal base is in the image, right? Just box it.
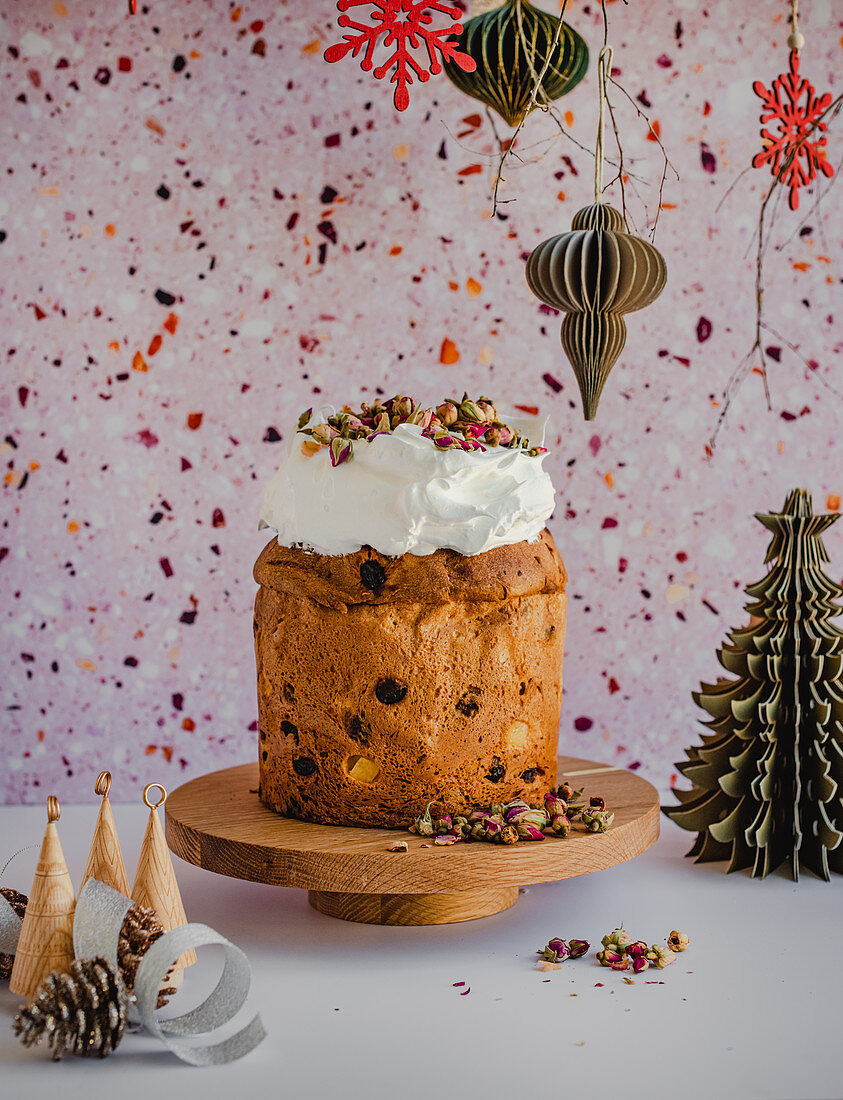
[308,886,519,925]
[165,757,659,927]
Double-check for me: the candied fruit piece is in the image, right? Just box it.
[506,720,530,750]
[345,755,380,784]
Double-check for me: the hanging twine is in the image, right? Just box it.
[470,0,503,14]
[788,0,804,51]
[593,45,613,202]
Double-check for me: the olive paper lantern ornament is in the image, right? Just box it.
[443,0,588,128]
[525,48,667,421]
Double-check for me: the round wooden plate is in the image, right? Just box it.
[165,756,659,926]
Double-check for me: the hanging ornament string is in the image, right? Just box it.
[593,45,612,202]
[788,0,804,51]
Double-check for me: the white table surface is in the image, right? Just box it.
[0,796,840,1100]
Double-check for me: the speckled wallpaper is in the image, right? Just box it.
[1,0,840,805]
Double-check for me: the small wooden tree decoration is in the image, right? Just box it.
[131,783,195,978]
[664,489,843,880]
[10,796,76,999]
[80,771,129,896]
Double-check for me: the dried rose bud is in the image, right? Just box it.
[582,809,614,833]
[631,955,649,974]
[538,938,570,963]
[528,446,548,457]
[544,793,568,817]
[602,928,633,950]
[516,823,546,841]
[549,813,571,837]
[568,939,589,959]
[646,945,677,969]
[589,797,606,811]
[625,940,648,959]
[433,433,456,449]
[434,815,453,835]
[483,819,503,841]
[387,840,409,852]
[477,397,497,420]
[667,930,690,952]
[436,401,459,427]
[297,408,313,429]
[411,803,435,837]
[329,437,353,467]
[507,808,548,829]
[596,948,629,970]
[459,438,484,452]
[557,782,574,801]
[408,407,435,430]
[493,426,514,446]
[459,398,486,424]
[469,810,490,823]
[500,824,519,845]
[504,799,529,816]
[312,423,339,445]
[374,411,391,433]
[483,427,501,446]
[392,396,415,418]
[460,422,487,441]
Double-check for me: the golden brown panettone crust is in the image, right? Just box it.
[254,530,567,828]
[254,528,566,610]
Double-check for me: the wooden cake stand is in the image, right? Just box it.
[165,756,659,926]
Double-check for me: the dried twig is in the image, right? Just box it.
[707,92,842,452]
[491,0,570,214]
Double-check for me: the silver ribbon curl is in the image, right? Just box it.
[74,879,266,1065]
[0,891,23,955]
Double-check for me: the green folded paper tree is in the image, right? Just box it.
[664,489,843,880]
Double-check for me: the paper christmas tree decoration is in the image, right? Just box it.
[10,796,76,999]
[526,201,667,420]
[80,771,129,896]
[664,489,843,880]
[443,0,588,128]
[131,783,195,976]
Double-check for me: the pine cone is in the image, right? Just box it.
[0,887,28,981]
[118,902,176,1007]
[13,957,127,1060]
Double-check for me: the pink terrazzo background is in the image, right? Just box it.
[1,0,840,805]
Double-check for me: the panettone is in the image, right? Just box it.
[254,395,567,828]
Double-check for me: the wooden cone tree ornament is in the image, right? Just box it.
[443,0,588,128]
[132,783,195,977]
[80,771,129,896]
[10,797,76,1000]
[525,47,667,420]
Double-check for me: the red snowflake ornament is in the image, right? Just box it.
[752,49,834,210]
[324,0,476,112]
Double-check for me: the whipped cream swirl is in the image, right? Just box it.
[259,419,555,557]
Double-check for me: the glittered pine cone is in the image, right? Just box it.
[0,887,27,980]
[443,0,588,128]
[526,202,667,420]
[13,957,127,1060]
